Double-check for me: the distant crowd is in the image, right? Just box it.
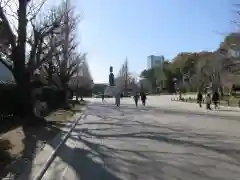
[197,91,220,110]
[101,91,147,108]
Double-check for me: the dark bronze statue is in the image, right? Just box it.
[109,66,115,86]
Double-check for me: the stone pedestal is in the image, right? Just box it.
[104,85,120,96]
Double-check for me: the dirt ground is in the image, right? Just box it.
[0,104,84,179]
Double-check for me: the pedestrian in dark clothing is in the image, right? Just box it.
[212,91,219,109]
[140,92,147,106]
[197,92,203,108]
[134,92,139,107]
[115,93,121,107]
[206,93,212,110]
[101,94,105,103]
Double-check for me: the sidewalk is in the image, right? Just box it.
[17,112,83,180]
[16,100,240,180]
[18,103,122,180]
[26,100,240,180]
[179,94,240,111]
[146,95,240,120]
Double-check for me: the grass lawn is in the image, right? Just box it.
[45,103,84,128]
[0,101,86,179]
[45,109,75,123]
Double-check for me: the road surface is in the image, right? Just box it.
[24,96,240,180]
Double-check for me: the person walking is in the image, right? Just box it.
[101,93,105,103]
[115,92,121,107]
[206,93,212,110]
[140,91,147,106]
[197,91,203,108]
[133,92,140,107]
[212,91,219,109]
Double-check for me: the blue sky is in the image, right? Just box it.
[65,0,238,83]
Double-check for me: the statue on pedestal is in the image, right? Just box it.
[109,66,115,86]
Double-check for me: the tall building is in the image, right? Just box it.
[147,55,164,69]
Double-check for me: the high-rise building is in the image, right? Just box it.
[147,55,164,69]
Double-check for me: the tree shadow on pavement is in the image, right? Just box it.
[71,124,240,180]
[2,101,84,179]
[0,139,13,172]
[14,102,240,180]
[67,103,240,179]
[42,131,123,180]
[0,118,61,180]
[88,101,237,119]
[66,148,123,180]
[116,103,240,122]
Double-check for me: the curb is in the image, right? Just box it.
[33,107,87,180]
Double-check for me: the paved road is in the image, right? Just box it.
[39,96,240,180]
[18,96,240,180]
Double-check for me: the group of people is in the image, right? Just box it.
[197,91,220,110]
[133,92,147,107]
[101,91,147,107]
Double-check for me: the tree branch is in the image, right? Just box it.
[27,0,48,22]
[0,6,16,49]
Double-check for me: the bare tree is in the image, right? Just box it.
[69,60,93,102]
[191,52,231,95]
[190,58,211,92]
[0,0,67,116]
[51,0,86,105]
[117,57,133,89]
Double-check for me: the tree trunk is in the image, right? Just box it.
[62,83,70,108]
[18,85,33,116]
[12,1,34,118]
[14,71,33,116]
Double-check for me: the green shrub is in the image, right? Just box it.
[0,81,74,118]
[39,86,65,109]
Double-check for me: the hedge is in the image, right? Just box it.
[0,83,67,117]
[0,84,18,116]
